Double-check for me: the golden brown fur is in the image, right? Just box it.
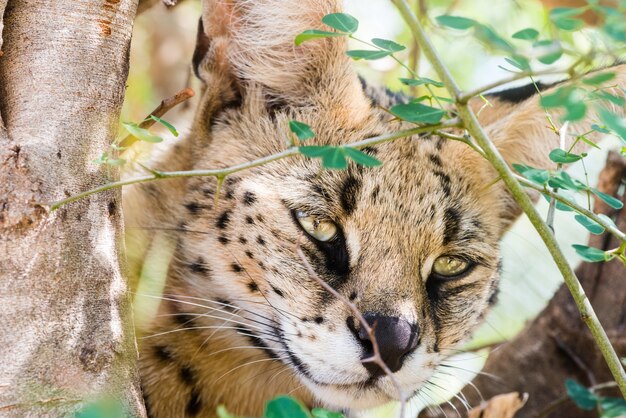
[125,1,626,416]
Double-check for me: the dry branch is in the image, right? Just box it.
[118,87,195,151]
[295,236,408,418]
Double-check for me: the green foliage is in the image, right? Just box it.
[299,146,381,169]
[566,379,598,410]
[435,15,477,30]
[574,214,605,235]
[122,122,163,143]
[512,163,549,185]
[572,244,608,262]
[289,120,315,141]
[371,38,406,52]
[264,396,311,418]
[549,7,585,31]
[150,115,179,137]
[511,28,539,41]
[566,380,626,417]
[346,50,392,60]
[294,30,345,46]
[549,149,582,164]
[321,13,358,33]
[389,102,445,124]
[218,396,344,418]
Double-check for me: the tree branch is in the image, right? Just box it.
[118,87,194,151]
[391,0,626,397]
[49,119,462,210]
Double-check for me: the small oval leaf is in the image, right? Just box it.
[322,13,358,33]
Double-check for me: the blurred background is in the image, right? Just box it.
[121,0,621,414]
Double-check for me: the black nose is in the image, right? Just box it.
[348,313,420,375]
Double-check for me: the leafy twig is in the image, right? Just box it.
[294,236,407,418]
[514,174,626,244]
[117,87,195,151]
[48,120,461,210]
[391,0,626,397]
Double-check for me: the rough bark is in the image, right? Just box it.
[423,152,626,418]
[0,1,144,416]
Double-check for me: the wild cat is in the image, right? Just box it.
[125,0,626,416]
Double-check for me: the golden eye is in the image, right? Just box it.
[295,210,338,242]
[432,256,471,278]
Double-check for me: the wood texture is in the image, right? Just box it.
[0,1,144,416]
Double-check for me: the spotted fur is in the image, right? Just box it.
[125,1,626,417]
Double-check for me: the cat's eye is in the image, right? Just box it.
[295,210,337,242]
[432,256,472,278]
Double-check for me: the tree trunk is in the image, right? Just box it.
[423,152,626,418]
[0,1,144,416]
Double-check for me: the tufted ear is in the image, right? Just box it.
[471,65,626,224]
[192,0,370,118]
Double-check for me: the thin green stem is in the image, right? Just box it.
[392,0,626,397]
[48,120,461,211]
[514,174,626,244]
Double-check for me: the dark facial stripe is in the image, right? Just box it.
[442,207,461,245]
[339,175,362,217]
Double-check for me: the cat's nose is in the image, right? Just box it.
[348,313,420,375]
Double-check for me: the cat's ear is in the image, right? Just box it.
[191,0,370,119]
[471,65,626,225]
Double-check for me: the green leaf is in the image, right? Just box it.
[389,102,445,124]
[295,30,345,46]
[371,38,405,52]
[552,17,584,31]
[538,49,563,65]
[122,122,163,143]
[549,7,583,18]
[549,148,582,164]
[539,86,586,121]
[549,8,585,31]
[513,163,550,185]
[322,13,358,33]
[600,397,626,418]
[598,213,617,229]
[542,191,576,212]
[512,28,539,40]
[149,115,179,137]
[563,101,587,121]
[505,55,530,71]
[299,146,348,170]
[591,90,626,106]
[435,15,477,30]
[591,124,611,134]
[264,396,311,418]
[311,408,344,418]
[474,24,514,53]
[399,77,444,88]
[582,72,616,86]
[344,147,382,167]
[346,50,392,60]
[540,86,573,108]
[548,171,586,191]
[289,120,315,141]
[572,245,609,263]
[599,108,626,143]
[591,188,624,209]
[574,214,605,235]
